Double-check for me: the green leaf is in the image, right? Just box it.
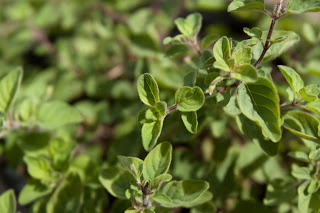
[142,119,164,152]
[299,84,320,101]
[47,173,83,213]
[286,0,320,14]
[213,60,231,72]
[236,114,279,156]
[243,27,262,38]
[166,44,189,57]
[149,174,172,189]
[213,36,231,62]
[137,73,160,106]
[223,96,241,116]
[278,65,304,95]
[181,111,198,134]
[309,145,320,160]
[204,72,220,87]
[125,207,139,213]
[99,167,135,199]
[160,180,209,208]
[306,100,320,115]
[288,151,310,163]
[232,47,252,65]
[118,156,144,180]
[283,111,320,141]
[298,181,312,213]
[0,189,16,213]
[152,192,172,205]
[144,209,155,213]
[24,156,51,180]
[38,101,82,128]
[0,68,22,113]
[143,142,172,181]
[175,86,205,112]
[138,108,149,129]
[201,34,219,49]
[19,180,52,205]
[263,178,297,206]
[174,13,202,37]
[237,77,281,142]
[155,101,167,117]
[183,191,213,208]
[231,64,258,83]
[190,201,216,213]
[291,164,312,180]
[253,31,300,64]
[228,0,265,12]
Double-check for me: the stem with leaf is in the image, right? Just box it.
[254,0,284,67]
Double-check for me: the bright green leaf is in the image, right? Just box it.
[292,164,312,180]
[152,192,172,205]
[149,174,172,189]
[228,0,265,12]
[160,180,209,208]
[237,77,281,142]
[278,65,304,95]
[213,36,231,62]
[181,111,198,134]
[213,60,231,71]
[306,100,320,115]
[143,142,172,181]
[166,44,189,57]
[286,0,320,14]
[137,73,160,106]
[19,180,52,205]
[183,190,213,208]
[253,31,300,64]
[0,68,22,113]
[24,156,51,180]
[243,27,262,38]
[142,119,163,151]
[288,151,310,163]
[0,189,16,213]
[283,111,320,141]
[232,47,252,65]
[298,181,312,213]
[118,156,144,180]
[231,64,258,82]
[175,86,205,112]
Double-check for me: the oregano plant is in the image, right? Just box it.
[0,0,320,213]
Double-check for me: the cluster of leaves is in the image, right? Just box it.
[0,0,320,213]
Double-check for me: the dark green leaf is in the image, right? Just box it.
[46,173,83,213]
[149,174,172,189]
[237,77,281,142]
[201,34,219,49]
[243,27,262,38]
[264,178,297,205]
[298,181,312,213]
[99,167,135,199]
[152,192,172,205]
[166,44,189,57]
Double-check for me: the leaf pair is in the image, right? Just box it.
[213,36,258,83]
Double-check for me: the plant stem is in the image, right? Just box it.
[165,104,177,116]
[191,39,202,56]
[254,1,283,68]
